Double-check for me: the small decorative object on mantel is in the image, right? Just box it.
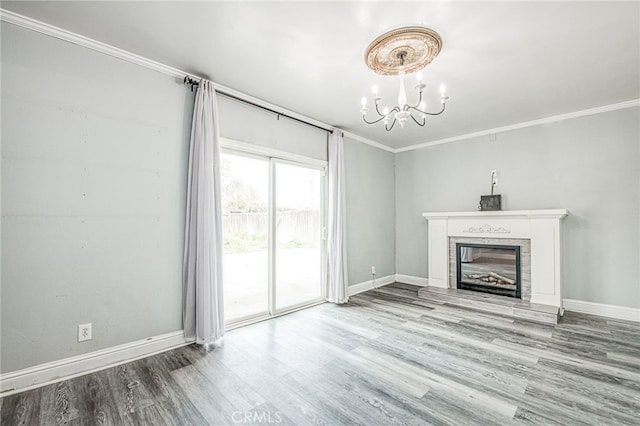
[478,170,501,211]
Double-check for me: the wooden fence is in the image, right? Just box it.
[223,210,320,243]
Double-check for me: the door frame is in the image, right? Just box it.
[221,138,328,328]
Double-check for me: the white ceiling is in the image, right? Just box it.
[3,1,639,149]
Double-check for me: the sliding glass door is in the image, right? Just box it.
[221,154,270,322]
[274,161,323,311]
[221,151,325,325]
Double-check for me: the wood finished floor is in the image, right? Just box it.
[2,283,639,425]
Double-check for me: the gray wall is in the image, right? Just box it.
[1,23,393,373]
[1,24,193,373]
[218,96,327,161]
[344,138,395,285]
[395,108,640,308]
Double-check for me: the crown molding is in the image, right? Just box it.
[396,99,640,153]
[1,8,636,156]
[0,8,388,152]
[342,131,397,153]
[0,8,184,78]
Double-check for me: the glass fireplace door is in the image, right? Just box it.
[456,243,521,298]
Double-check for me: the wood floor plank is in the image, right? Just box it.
[170,365,237,425]
[39,379,80,425]
[265,372,355,425]
[523,381,639,424]
[74,370,122,425]
[402,320,540,364]
[492,338,640,382]
[354,345,519,419]
[322,360,451,426]
[3,283,640,425]
[105,363,155,421]
[191,352,266,412]
[280,367,384,425]
[238,401,297,426]
[159,347,194,371]
[513,406,565,425]
[523,357,640,413]
[0,387,41,425]
[607,351,640,368]
[120,404,169,426]
[135,357,208,425]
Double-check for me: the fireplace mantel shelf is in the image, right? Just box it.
[422,209,568,220]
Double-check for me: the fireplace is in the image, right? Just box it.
[423,210,567,308]
[456,243,521,298]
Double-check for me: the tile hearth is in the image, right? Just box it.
[417,287,560,325]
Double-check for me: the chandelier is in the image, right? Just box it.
[360,26,449,131]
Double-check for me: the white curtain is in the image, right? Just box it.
[327,130,349,303]
[182,80,224,345]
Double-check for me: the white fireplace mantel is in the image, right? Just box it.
[422,209,568,219]
[422,209,568,308]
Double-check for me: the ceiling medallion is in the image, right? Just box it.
[361,26,449,131]
[365,26,442,76]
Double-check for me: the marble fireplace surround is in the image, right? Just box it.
[423,210,568,308]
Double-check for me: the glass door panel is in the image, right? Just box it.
[274,162,323,310]
[221,153,269,323]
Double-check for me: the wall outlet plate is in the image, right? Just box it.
[78,323,92,342]
[371,266,376,275]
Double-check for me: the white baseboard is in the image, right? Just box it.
[394,274,429,287]
[349,274,395,296]
[563,299,640,322]
[0,331,191,397]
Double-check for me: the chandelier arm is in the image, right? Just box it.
[409,90,424,109]
[362,115,390,125]
[409,113,426,127]
[374,103,401,118]
[408,103,446,116]
[385,117,398,131]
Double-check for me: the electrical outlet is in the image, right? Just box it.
[491,169,498,186]
[78,323,92,342]
[371,266,376,275]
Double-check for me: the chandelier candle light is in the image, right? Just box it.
[361,26,449,131]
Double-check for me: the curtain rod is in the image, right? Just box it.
[184,76,333,134]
